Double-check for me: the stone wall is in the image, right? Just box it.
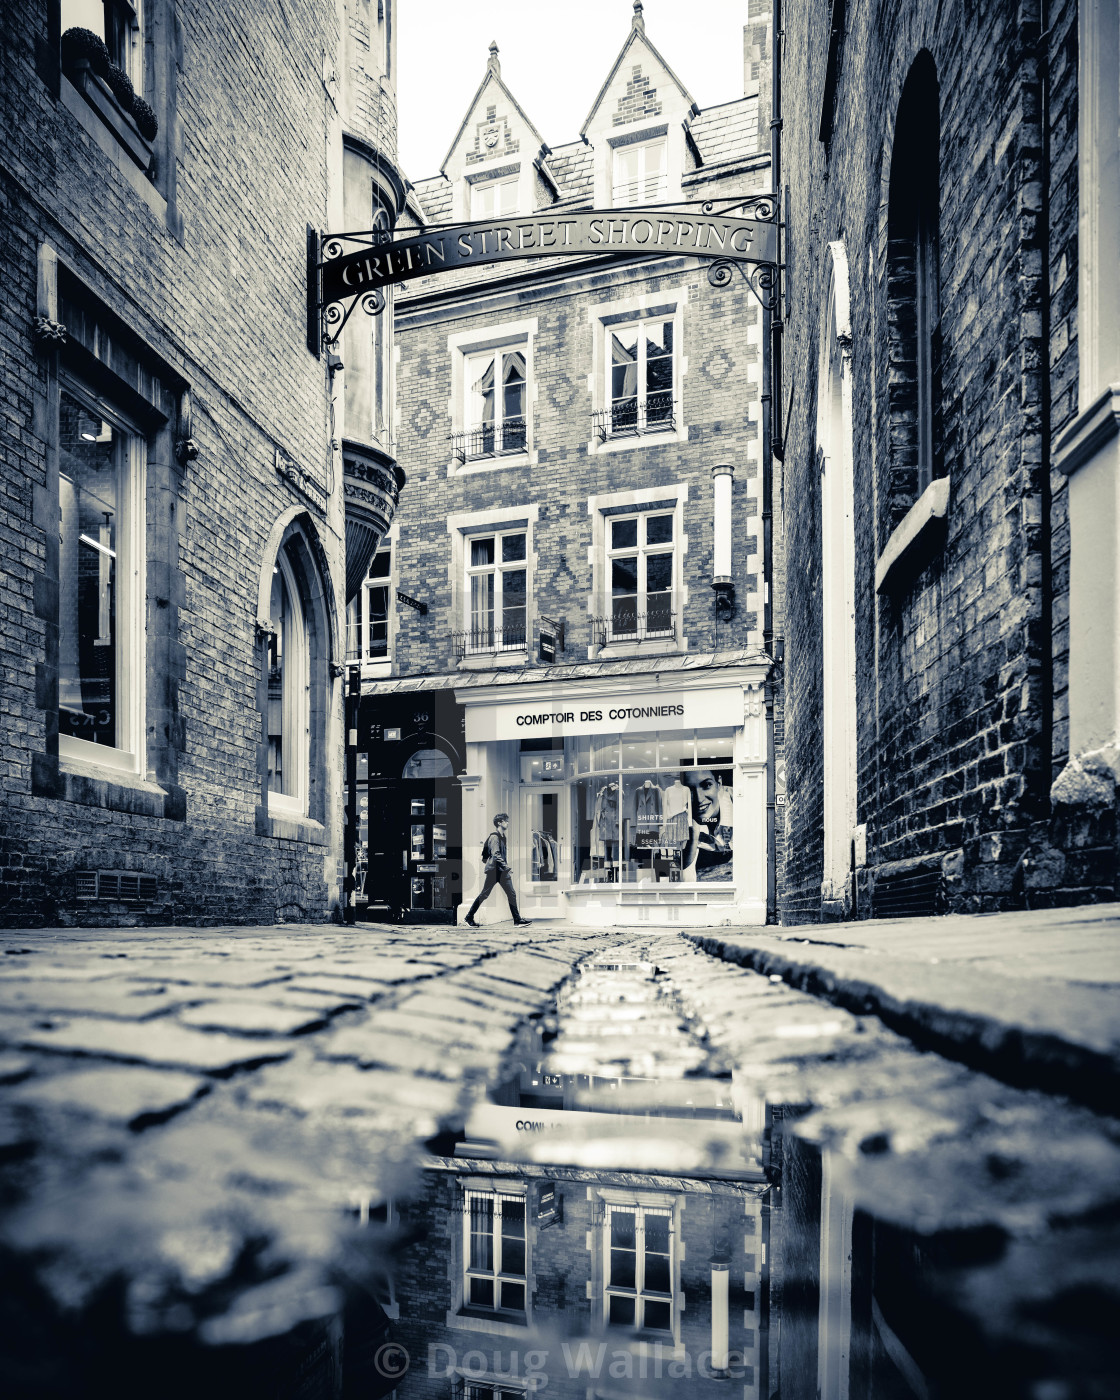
[0,1,347,925]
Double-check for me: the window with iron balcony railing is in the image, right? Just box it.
[590,592,677,648]
[593,392,677,442]
[450,416,528,463]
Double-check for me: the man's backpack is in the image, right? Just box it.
[481,834,492,864]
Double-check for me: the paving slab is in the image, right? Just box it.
[687,903,1120,1111]
[7,1065,208,1124]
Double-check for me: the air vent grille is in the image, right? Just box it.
[75,872,159,903]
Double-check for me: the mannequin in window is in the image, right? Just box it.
[591,780,620,870]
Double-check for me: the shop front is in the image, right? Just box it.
[348,688,466,922]
[457,666,770,926]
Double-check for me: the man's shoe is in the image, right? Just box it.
[464,915,478,928]
[514,918,532,927]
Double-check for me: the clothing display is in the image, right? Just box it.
[660,780,691,848]
[591,781,620,854]
[531,829,559,880]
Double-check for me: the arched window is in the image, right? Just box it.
[267,547,309,817]
[886,53,941,520]
[262,520,331,828]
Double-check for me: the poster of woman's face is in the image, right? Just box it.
[682,768,733,881]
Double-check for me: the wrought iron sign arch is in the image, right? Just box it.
[310,196,783,348]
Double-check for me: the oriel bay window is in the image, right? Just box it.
[464,1191,527,1315]
[604,320,674,438]
[466,530,527,655]
[604,1204,674,1335]
[461,347,527,460]
[346,544,391,664]
[58,385,145,772]
[607,511,675,642]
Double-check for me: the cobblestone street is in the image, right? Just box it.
[1,912,1118,1396]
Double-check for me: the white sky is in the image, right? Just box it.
[396,0,752,183]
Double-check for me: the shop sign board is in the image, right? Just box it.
[463,685,745,743]
[320,209,778,308]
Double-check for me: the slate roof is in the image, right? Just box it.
[690,98,760,167]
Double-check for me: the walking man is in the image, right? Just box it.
[464,813,531,927]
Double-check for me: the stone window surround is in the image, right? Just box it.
[446,317,539,476]
[447,502,540,671]
[591,115,684,207]
[254,513,335,845]
[446,1177,534,1338]
[610,124,670,205]
[586,482,690,660]
[51,0,182,235]
[454,153,530,224]
[586,288,689,457]
[31,243,189,823]
[590,1186,686,1356]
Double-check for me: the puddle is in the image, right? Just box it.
[313,944,1118,1400]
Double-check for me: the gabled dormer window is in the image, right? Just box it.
[612,136,667,205]
[470,172,519,219]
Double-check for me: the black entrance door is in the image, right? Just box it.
[403,784,457,920]
[357,754,461,923]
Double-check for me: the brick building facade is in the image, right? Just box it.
[347,2,780,928]
[777,0,1120,919]
[0,1,404,926]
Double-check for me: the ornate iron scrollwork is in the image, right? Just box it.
[320,224,391,343]
[707,257,780,313]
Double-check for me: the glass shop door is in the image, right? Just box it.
[403,787,457,921]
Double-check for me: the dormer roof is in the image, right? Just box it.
[439,41,547,177]
[580,0,698,138]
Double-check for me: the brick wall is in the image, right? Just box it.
[0,1,349,925]
[779,0,1084,920]
[394,261,765,672]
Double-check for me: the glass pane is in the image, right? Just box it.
[58,391,123,751]
[621,738,658,770]
[433,796,447,815]
[646,553,673,595]
[612,557,638,596]
[611,517,638,550]
[609,1295,635,1326]
[646,320,673,357]
[611,330,638,410]
[611,1210,636,1250]
[502,1237,525,1276]
[345,596,360,661]
[591,737,618,770]
[660,735,695,768]
[266,568,287,792]
[645,1213,670,1254]
[470,536,495,567]
[411,824,426,857]
[610,1249,636,1289]
[471,572,495,639]
[469,1196,494,1269]
[696,732,735,764]
[501,533,526,563]
[368,550,390,578]
[646,514,673,545]
[410,799,426,817]
[432,824,448,858]
[469,1277,494,1307]
[644,1299,672,1331]
[499,1281,525,1311]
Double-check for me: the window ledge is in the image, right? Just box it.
[457,652,529,671]
[445,1309,530,1336]
[255,807,328,845]
[354,658,393,680]
[591,638,688,661]
[59,73,166,220]
[874,476,951,593]
[64,63,154,172]
[447,450,535,477]
[32,752,185,820]
[590,426,689,456]
[1054,383,1120,477]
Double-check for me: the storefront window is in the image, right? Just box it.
[520,731,735,887]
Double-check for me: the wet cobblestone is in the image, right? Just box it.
[0,917,1117,1396]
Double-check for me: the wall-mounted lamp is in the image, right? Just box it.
[711,463,735,618]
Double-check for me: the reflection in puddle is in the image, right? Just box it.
[328,948,1113,1400]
